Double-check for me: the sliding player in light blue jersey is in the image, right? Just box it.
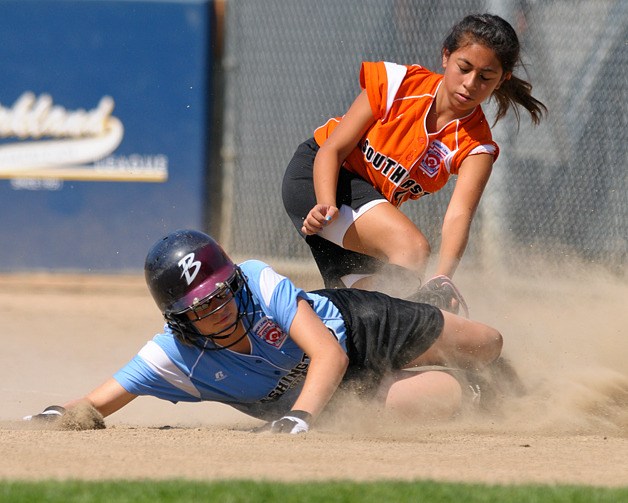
[26,229,507,434]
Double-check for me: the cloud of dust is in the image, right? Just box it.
[321,255,628,438]
[474,255,628,436]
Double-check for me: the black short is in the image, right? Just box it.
[282,138,387,288]
[314,288,445,396]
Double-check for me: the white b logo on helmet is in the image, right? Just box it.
[178,253,201,285]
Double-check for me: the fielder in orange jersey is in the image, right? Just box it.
[282,13,546,313]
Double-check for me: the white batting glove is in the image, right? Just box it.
[269,410,312,434]
[23,405,66,422]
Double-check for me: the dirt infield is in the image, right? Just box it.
[1,262,627,486]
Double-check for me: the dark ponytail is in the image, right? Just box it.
[443,13,547,126]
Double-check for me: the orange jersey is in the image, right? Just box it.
[314,61,499,207]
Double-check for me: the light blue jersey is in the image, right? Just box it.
[114,260,346,420]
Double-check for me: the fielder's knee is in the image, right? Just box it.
[387,235,431,273]
[485,328,503,364]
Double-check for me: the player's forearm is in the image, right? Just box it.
[312,146,342,207]
[290,352,349,420]
[62,396,125,419]
[78,377,138,418]
[435,245,464,278]
[436,215,471,278]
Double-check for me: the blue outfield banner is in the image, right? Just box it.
[0,0,214,272]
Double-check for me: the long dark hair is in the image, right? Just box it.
[442,13,547,126]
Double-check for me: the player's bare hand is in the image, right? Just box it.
[301,204,338,235]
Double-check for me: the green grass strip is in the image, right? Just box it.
[1,480,627,503]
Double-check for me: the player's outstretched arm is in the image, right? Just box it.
[437,152,493,279]
[25,377,138,429]
[69,377,138,418]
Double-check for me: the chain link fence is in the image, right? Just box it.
[214,0,627,278]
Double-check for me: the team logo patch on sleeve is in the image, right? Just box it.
[253,318,289,348]
[420,140,451,177]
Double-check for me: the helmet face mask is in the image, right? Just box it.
[186,281,236,323]
[169,271,244,342]
[144,229,254,349]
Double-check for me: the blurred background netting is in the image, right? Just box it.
[215,0,627,277]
